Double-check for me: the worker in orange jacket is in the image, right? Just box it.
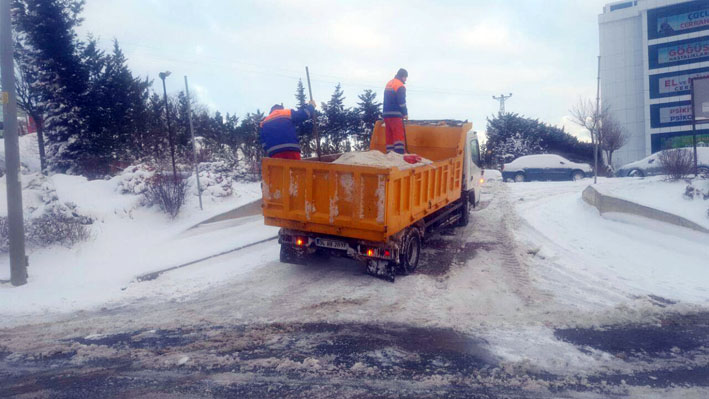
[383,68,408,154]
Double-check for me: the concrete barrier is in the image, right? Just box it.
[582,185,709,234]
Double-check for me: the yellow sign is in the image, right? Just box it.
[1,91,8,105]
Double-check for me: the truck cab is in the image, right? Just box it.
[463,129,484,210]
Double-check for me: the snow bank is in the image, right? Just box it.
[594,176,709,229]
[484,169,502,181]
[0,161,264,318]
[334,150,432,170]
[510,179,709,306]
[0,133,42,173]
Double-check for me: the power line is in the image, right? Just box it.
[91,37,488,98]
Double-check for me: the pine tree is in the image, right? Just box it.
[13,0,88,173]
[294,79,314,157]
[354,89,381,150]
[320,83,355,154]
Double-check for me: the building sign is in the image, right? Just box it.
[652,130,709,152]
[649,36,709,69]
[650,101,693,128]
[650,66,709,99]
[648,0,709,40]
[692,76,709,124]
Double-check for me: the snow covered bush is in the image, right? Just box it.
[143,173,188,218]
[659,148,694,180]
[115,163,156,195]
[192,161,235,198]
[0,205,92,253]
[0,173,94,252]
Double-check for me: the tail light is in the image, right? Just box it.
[367,249,374,257]
[295,238,305,246]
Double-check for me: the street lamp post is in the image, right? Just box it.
[159,71,177,181]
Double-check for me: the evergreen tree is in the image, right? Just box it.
[12,0,88,173]
[293,79,315,157]
[354,89,381,150]
[486,113,593,166]
[320,83,355,154]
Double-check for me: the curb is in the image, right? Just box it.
[582,185,709,234]
[188,199,262,230]
[135,235,278,282]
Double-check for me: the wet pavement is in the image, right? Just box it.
[2,315,709,398]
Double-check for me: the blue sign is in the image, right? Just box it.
[649,36,709,69]
[648,0,709,40]
[649,66,709,99]
[650,100,693,128]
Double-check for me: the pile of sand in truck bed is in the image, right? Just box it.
[333,150,432,169]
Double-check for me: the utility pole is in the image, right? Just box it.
[1,0,28,286]
[594,55,601,184]
[159,71,177,181]
[184,76,203,210]
[492,93,512,114]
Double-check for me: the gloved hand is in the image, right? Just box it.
[309,99,317,108]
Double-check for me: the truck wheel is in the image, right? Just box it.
[457,193,470,227]
[280,244,306,265]
[399,229,421,275]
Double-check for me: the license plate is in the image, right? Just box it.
[316,238,348,250]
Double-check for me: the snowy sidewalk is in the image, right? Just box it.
[510,179,709,307]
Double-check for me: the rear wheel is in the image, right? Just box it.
[398,229,421,275]
[514,173,526,183]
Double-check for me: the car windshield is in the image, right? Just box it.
[1,1,708,398]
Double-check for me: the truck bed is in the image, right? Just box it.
[262,121,469,242]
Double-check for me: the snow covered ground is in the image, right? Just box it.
[594,176,709,229]
[510,178,709,307]
[0,166,264,317]
[2,174,709,397]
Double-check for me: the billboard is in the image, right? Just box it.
[649,66,709,99]
[692,76,709,124]
[650,100,693,128]
[648,0,709,40]
[648,36,709,69]
[652,130,709,152]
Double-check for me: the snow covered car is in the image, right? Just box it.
[615,147,709,178]
[502,154,592,182]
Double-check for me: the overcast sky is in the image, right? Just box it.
[77,0,610,141]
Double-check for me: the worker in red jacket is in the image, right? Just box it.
[260,101,316,160]
[383,68,408,154]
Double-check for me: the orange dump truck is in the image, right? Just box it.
[261,120,484,281]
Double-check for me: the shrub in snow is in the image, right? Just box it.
[0,207,92,253]
[143,173,188,218]
[0,173,93,252]
[683,183,709,201]
[191,161,235,198]
[115,163,156,195]
[659,149,694,181]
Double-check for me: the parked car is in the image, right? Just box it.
[502,154,592,182]
[615,147,709,178]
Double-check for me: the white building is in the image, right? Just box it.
[599,0,709,166]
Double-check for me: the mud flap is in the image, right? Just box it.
[366,259,396,282]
